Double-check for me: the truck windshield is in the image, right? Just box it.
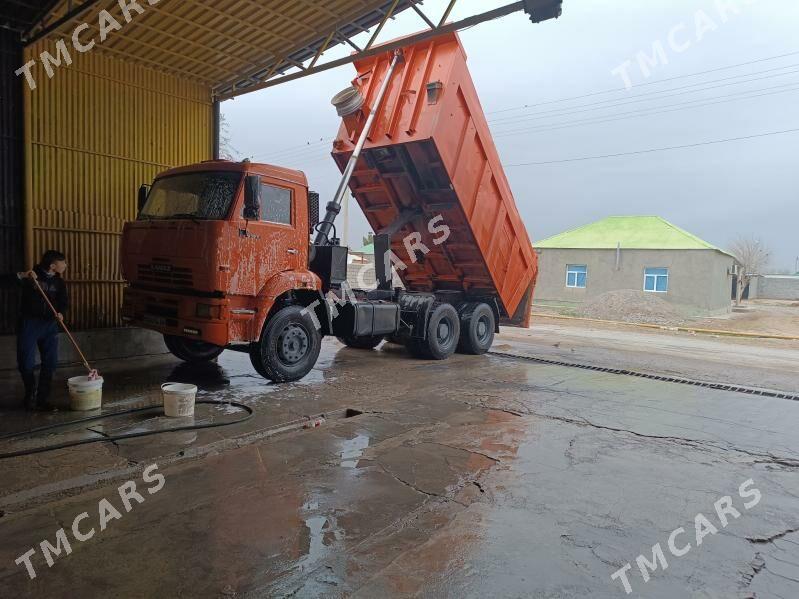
[139,172,241,220]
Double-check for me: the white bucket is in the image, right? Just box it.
[68,375,104,411]
[161,382,197,417]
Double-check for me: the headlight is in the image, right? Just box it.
[196,304,220,319]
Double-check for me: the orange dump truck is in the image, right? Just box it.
[120,32,537,382]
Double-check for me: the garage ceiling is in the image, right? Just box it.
[22,0,419,97]
[0,0,59,32]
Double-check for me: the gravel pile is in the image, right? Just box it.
[578,289,685,326]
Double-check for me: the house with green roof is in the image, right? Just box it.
[533,216,735,315]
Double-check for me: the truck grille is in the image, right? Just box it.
[141,296,179,328]
[138,263,193,287]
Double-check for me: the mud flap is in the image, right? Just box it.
[500,280,535,329]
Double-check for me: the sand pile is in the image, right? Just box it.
[578,289,684,326]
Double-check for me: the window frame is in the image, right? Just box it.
[566,264,588,289]
[643,267,669,293]
[257,181,293,227]
[139,171,243,221]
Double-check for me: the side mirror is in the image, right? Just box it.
[243,175,260,221]
[137,184,149,213]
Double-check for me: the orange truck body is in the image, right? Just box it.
[120,161,321,347]
[120,32,537,354]
[332,32,538,326]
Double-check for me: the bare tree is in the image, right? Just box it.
[729,236,771,305]
[219,114,241,161]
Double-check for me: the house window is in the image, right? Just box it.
[260,183,292,225]
[566,265,587,288]
[644,267,669,292]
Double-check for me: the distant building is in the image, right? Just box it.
[349,243,375,265]
[534,216,735,315]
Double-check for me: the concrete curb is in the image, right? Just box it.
[531,312,799,341]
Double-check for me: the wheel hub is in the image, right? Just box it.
[437,320,452,344]
[477,316,490,342]
[278,324,309,364]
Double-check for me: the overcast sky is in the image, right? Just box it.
[222,0,799,272]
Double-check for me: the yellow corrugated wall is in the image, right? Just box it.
[24,42,213,329]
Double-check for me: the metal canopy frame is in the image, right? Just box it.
[0,0,60,35]
[219,1,533,100]
[19,0,421,90]
[18,0,560,99]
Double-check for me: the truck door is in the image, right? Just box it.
[229,179,302,296]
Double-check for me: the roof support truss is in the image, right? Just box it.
[218,1,533,101]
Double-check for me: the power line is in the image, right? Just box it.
[246,138,333,162]
[488,64,799,126]
[485,50,799,116]
[503,128,799,167]
[493,83,799,138]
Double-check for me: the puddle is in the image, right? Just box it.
[339,433,370,468]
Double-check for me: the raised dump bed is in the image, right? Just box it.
[332,32,537,326]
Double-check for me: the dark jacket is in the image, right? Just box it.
[2,266,69,321]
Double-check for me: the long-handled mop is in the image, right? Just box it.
[31,277,100,381]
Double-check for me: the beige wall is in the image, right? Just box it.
[534,248,733,315]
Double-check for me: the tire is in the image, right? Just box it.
[164,334,224,363]
[249,305,322,382]
[457,303,495,355]
[407,303,460,360]
[337,335,383,350]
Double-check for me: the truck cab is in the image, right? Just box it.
[121,160,325,372]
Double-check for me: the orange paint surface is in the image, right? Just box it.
[332,32,537,326]
[120,161,321,346]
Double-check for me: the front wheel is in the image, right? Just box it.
[249,305,322,382]
[164,334,224,363]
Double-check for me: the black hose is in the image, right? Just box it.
[0,400,254,460]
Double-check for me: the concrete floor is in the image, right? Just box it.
[0,330,798,598]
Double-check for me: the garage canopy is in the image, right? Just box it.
[19,0,418,97]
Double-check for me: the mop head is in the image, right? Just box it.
[87,369,100,381]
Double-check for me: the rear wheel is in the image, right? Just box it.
[249,305,321,382]
[457,303,495,355]
[337,335,383,350]
[406,303,460,360]
[164,334,224,363]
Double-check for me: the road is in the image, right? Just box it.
[0,325,797,598]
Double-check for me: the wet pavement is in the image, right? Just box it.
[0,336,798,598]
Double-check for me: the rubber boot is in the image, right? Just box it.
[36,369,54,411]
[22,371,37,410]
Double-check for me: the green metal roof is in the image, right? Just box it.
[353,243,374,254]
[536,216,729,253]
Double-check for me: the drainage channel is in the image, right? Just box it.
[488,350,799,402]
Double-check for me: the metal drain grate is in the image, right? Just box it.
[488,351,799,402]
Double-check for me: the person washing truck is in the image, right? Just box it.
[2,250,69,410]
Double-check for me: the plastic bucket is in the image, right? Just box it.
[68,376,104,411]
[161,383,197,417]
